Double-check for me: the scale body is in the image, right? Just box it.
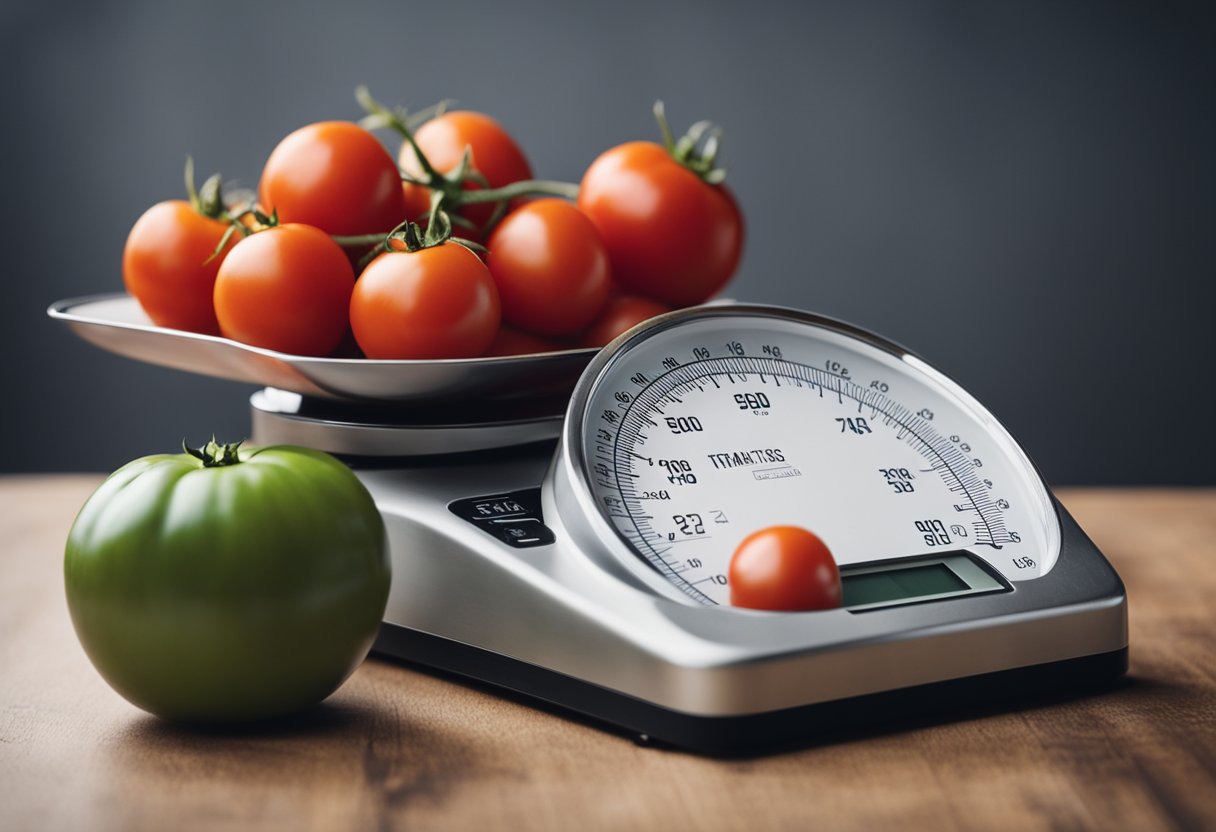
[52,296,1127,754]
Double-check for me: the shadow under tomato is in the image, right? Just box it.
[101,693,499,817]
[117,700,371,742]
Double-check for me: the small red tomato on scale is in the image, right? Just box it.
[123,162,238,335]
[350,230,500,360]
[729,526,842,612]
[259,121,407,236]
[214,224,355,357]
[487,199,611,338]
[579,104,744,307]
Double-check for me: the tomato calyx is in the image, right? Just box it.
[183,156,230,221]
[227,205,278,232]
[205,203,281,264]
[183,157,259,230]
[355,86,579,223]
[652,100,728,185]
[356,192,486,268]
[183,437,244,468]
[185,154,282,264]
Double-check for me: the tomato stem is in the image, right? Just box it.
[183,156,231,220]
[355,86,445,183]
[349,193,487,263]
[479,198,510,238]
[355,86,579,227]
[182,156,260,266]
[455,179,580,204]
[652,101,728,185]
[653,101,677,153]
[420,191,451,247]
[356,86,452,141]
[330,232,389,247]
[183,437,244,468]
[196,174,225,219]
[329,179,579,249]
[184,156,199,211]
[205,207,272,264]
[403,221,425,252]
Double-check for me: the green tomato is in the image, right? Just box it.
[65,440,390,721]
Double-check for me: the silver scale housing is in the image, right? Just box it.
[54,295,1128,752]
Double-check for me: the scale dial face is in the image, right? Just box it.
[562,305,1060,607]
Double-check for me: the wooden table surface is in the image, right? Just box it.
[2,476,1213,831]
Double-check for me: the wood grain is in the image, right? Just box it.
[1,476,1213,831]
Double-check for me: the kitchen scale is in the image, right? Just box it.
[51,294,1127,754]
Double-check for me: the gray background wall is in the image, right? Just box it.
[2,1,1212,483]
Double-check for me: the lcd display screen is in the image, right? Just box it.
[841,553,1007,610]
[842,563,967,607]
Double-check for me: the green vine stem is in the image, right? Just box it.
[653,101,728,185]
[328,177,580,249]
[455,179,581,204]
[206,206,276,263]
[331,231,400,248]
[182,156,265,261]
[356,86,445,184]
[184,156,200,208]
[347,91,729,248]
[353,86,582,224]
[418,190,454,248]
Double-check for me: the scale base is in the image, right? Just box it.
[374,625,1127,756]
[338,444,1127,757]
[245,390,1129,757]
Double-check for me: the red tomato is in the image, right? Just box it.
[214,224,355,356]
[486,199,611,338]
[579,294,670,347]
[350,243,500,359]
[123,201,235,335]
[579,141,743,306]
[728,526,842,612]
[484,326,565,356]
[399,111,532,235]
[259,121,407,236]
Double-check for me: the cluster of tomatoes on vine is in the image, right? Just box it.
[123,88,744,359]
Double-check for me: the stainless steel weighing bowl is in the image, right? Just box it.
[48,294,599,405]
